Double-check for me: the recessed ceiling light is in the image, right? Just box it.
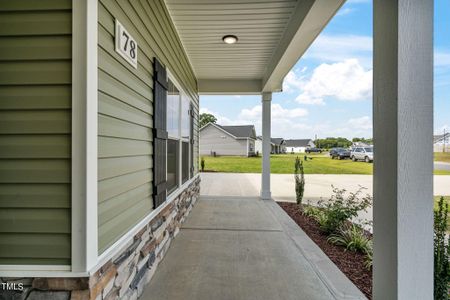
[222,35,238,44]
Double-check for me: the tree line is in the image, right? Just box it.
[315,137,373,149]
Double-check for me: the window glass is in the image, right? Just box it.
[364,147,373,152]
[167,139,179,194]
[181,95,190,139]
[182,142,189,183]
[167,80,180,137]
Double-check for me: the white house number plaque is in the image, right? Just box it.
[115,20,138,68]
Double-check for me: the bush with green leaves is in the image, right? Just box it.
[328,224,372,253]
[294,156,305,205]
[200,157,205,172]
[434,196,450,299]
[364,244,373,270]
[315,186,372,234]
[302,203,320,219]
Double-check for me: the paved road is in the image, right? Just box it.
[435,161,450,171]
[201,172,450,230]
[200,173,450,201]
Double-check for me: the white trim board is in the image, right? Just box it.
[0,265,88,278]
[71,0,99,273]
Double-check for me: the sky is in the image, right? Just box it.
[200,0,450,140]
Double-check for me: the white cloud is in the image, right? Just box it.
[304,34,372,67]
[348,116,372,130]
[435,51,450,67]
[240,104,308,121]
[347,0,371,4]
[435,124,450,135]
[199,107,234,125]
[283,70,303,92]
[337,8,355,16]
[200,104,374,139]
[296,59,372,105]
[201,103,310,138]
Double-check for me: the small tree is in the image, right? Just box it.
[295,156,305,205]
[200,113,217,128]
[200,157,205,172]
[434,196,450,299]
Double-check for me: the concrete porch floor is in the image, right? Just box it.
[140,196,366,300]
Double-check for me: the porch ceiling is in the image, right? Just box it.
[165,0,344,94]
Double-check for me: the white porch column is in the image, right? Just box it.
[261,92,272,200]
[373,0,433,299]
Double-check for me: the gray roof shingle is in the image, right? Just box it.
[284,139,313,147]
[271,138,284,145]
[218,125,256,139]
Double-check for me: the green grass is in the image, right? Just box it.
[435,169,450,175]
[202,154,372,174]
[434,152,450,163]
[201,153,450,175]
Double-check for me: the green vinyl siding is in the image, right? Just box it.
[0,2,72,265]
[98,0,199,254]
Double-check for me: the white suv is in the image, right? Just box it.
[351,147,373,163]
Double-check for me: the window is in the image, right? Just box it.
[182,142,189,183]
[166,77,192,194]
[167,80,180,137]
[167,139,179,194]
[181,95,190,140]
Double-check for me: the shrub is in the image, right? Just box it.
[294,156,305,205]
[328,224,372,253]
[364,244,373,270]
[200,157,205,172]
[434,196,450,299]
[302,203,320,219]
[316,186,372,234]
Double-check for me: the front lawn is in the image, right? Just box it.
[434,152,450,163]
[202,154,373,174]
[201,154,450,175]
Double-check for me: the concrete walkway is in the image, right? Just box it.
[141,196,366,300]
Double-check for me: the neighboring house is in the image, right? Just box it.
[255,136,265,155]
[200,123,257,157]
[285,139,316,153]
[271,138,286,154]
[434,133,450,152]
[256,137,285,154]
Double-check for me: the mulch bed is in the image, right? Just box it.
[278,202,372,299]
